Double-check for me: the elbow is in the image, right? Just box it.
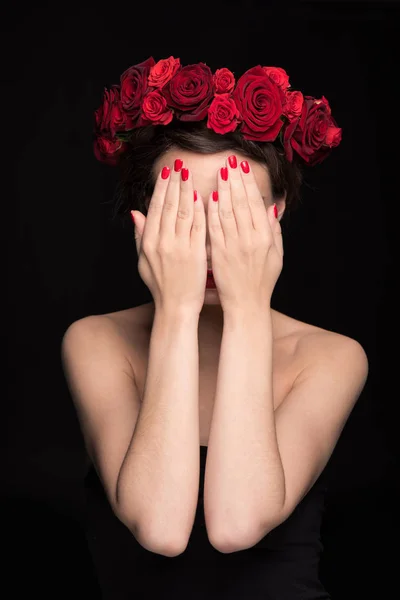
[134,525,189,557]
[207,511,286,554]
[206,517,260,554]
[115,508,189,557]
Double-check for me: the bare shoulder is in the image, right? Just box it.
[273,309,369,384]
[64,305,148,378]
[65,305,144,351]
[61,308,143,478]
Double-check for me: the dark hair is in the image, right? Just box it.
[109,120,304,227]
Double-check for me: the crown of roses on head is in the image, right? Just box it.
[94,56,342,168]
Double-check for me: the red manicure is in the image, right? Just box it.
[212,190,219,202]
[228,155,237,169]
[161,166,170,179]
[240,160,250,174]
[181,167,189,181]
[194,190,198,202]
[274,204,278,219]
[220,167,228,181]
[174,158,183,172]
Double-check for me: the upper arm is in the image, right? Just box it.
[272,334,369,524]
[61,316,141,516]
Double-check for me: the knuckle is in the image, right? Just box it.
[157,238,173,255]
[235,198,249,210]
[176,206,192,220]
[220,208,235,220]
[192,221,204,233]
[147,200,163,214]
[141,238,153,255]
[210,221,222,233]
[163,199,177,213]
[260,231,273,246]
[241,238,254,253]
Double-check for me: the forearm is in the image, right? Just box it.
[204,308,285,547]
[117,306,200,554]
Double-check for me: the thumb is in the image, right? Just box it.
[131,210,146,255]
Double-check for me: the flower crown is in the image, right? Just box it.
[94,56,342,168]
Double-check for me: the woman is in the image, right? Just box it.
[61,56,369,598]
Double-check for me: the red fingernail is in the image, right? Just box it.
[220,167,228,181]
[212,190,219,202]
[181,167,189,181]
[161,166,170,180]
[194,190,198,202]
[240,160,250,174]
[228,155,237,169]
[174,158,183,172]
[130,211,135,224]
[274,203,278,219]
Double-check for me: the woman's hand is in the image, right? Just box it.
[207,156,283,314]
[131,159,207,316]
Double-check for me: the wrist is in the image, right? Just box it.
[154,304,200,328]
[223,305,273,331]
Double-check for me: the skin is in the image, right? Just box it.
[148,148,286,337]
[136,148,367,553]
[61,147,369,557]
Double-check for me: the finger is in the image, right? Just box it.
[239,159,270,235]
[175,165,195,238]
[159,158,184,243]
[226,155,253,236]
[215,165,239,242]
[131,210,146,256]
[191,190,206,248]
[141,164,171,247]
[208,189,225,248]
[269,203,284,257]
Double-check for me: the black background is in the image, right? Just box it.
[4,1,398,598]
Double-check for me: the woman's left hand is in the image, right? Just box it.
[207,156,283,314]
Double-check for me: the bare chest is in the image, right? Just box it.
[125,318,301,447]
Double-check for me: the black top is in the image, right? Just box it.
[84,445,330,599]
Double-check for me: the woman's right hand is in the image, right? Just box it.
[131,159,207,316]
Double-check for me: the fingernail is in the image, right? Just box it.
[212,190,219,202]
[228,155,237,169]
[161,166,170,179]
[130,211,135,224]
[274,204,278,219]
[220,167,228,181]
[181,167,189,181]
[174,158,183,172]
[194,190,198,202]
[240,160,250,174]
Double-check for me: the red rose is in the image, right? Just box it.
[141,90,173,125]
[93,135,128,166]
[283,96,342,165]
[262,66,290,92]
[94,86,128,137]
[207,94,240,135]
[94,88,109,132]
[325,125,342,147]
[233,66,285,142]
[213,68,235,94]
[148,56,181,88]
[283,90,304,123]
[162,63,214,121]
[120,57,155,127]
